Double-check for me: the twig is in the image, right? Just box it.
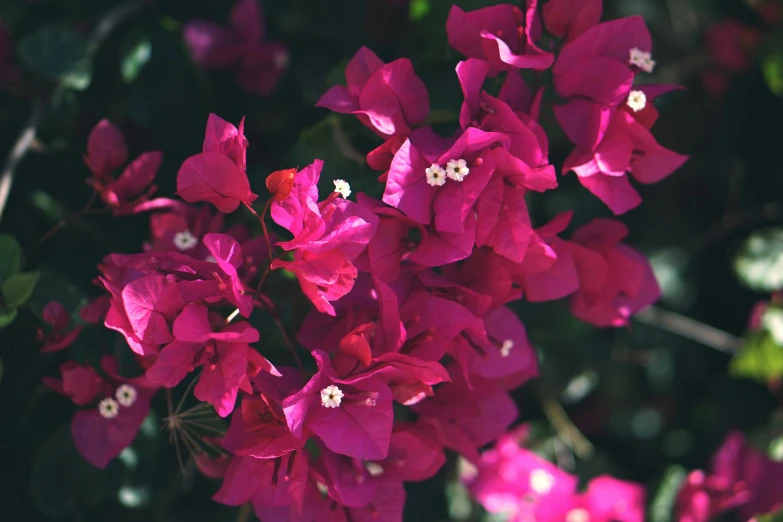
[634,306,743,354]
[0,0,152,224]
[683,202,781,255]
[87,0,152,52]
[34,191,100,248]
[236,503,252,522]
[274,314,305,372]
[537,387,594,460]
[0,100,44,222]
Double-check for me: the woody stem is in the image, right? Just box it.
[272,312,305,373]
[243,199,275,264]
[35,190,100,249]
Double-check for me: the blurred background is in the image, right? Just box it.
[0,0,782,520]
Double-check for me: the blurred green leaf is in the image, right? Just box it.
[120,32,152,84]
[17,25,93,90]
[30,424,119,520]
[2,271,40,308]
[0,307,17,329]
[761,30,783,96]
[0,233,22,284]
[730,331,783,382]
[763,307,783,345]
[734,228,783,292]
[28,271,87,321]
[410,0,432,21]
[756,507,783,522]
[648,465,687,522]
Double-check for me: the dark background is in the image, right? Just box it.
[0,0,782,520]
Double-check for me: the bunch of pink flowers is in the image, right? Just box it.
[35,1,738,521]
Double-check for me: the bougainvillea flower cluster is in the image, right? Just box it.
[39,2,706,521]
[464,426,646,522]
[183,0,288,96]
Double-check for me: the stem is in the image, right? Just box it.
[237,503,252,522]
[0,100,45,222]
[243,200,275,263]
[537,386,594,460]
[634,306,743,354]
[273,314,304,372]
[683,202,781,255]
[35,191,100,248]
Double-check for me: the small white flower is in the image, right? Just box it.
[445,158,470,182]
[500,339,514,358]
[566,508,591,522]
[115,384,137,407]
[628,47,655,73]
[320,385,344,408]
[173,230,198,251]
[425,164,447,187]
[98,397,120,419]
[333,179,351,199]
[529,468,555,495]
[626,90,647,112]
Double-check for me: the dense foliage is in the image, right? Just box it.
[1,1,783,521]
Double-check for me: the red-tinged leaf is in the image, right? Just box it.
[112,151,163,200]
[339,330,373,366]
[176,152,258,213]
[265,168,296,201]
[85,120,127,177]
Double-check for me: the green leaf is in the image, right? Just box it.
[730,331,783,382]
[756,507,783,522]
[648,465,687,522]
[2,271,40,308]
[30,424,119,520]
[17,25,93,90]
[0,307,17,329]
[409,0,432,21]
[761,30,783,96]
[28,271,87,322]
[120,32,152,83]
[0,233,22,284]
[734,228,783,292]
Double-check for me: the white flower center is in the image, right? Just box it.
[566,508,590,522]
[365,462,385,476]
[446,158,470,182]
[626,90,647,112]
[529,468,555,495]
[98,397,120,419]
[425,164,447,187]
[115,384,137,407]
[500,339,514,357]
[628,47,655,73]
[173,230,198,251]
[205,255,217,263]
[320,385,344,408]
[333,179,351,199]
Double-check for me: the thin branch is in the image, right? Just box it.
[683,202,781,255]
[0,100,44,222]
[634,306,743,354]
[274,314,305,373]
[537,386,594,460]
[34,191,101,249]
[0,0,152,224]
[236,503,252,522]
